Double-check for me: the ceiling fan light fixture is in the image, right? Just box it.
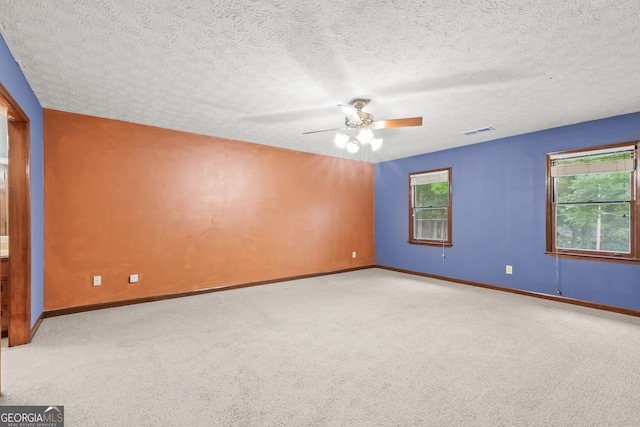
[335,133,349,149]
[370,137,383,151]
[304,99,423,155]
[345,136,360,154]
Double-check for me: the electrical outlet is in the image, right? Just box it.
[92,276,101,286]
[506,265,513,275]
[129,274,139,283]
[352,251,357,258]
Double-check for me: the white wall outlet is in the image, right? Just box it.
[129,274,139,283]
[92,276,101,286]
[352,251,357,259]
[506,265,513,275]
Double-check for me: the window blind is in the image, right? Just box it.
[410,170,448,185]
[550,159,635,177]
[550,146,636,177]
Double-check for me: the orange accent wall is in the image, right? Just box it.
[43,109,374,311]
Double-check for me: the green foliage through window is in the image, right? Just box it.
[410,169,451,243]
[550,146,636,255]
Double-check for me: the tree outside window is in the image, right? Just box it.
[548,143,638,261]
[409,168,451,246]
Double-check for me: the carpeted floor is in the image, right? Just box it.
[1,268,640,426]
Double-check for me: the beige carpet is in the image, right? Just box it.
[1,268,640,426]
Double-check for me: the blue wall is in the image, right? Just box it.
[0,34,44,327]
[375,113,640,310]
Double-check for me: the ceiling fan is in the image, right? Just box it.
[303,99,422,153]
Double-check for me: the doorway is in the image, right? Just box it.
[0,81,32,349]
[0,81,32,394]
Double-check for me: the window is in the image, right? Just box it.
[409,168,451,246]
[547,142,638,261]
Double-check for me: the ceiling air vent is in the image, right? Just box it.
[462,126,494,136]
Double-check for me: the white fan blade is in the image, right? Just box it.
[337,104,362,124]
[302,127,347,135]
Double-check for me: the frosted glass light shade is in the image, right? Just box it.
[357,127,374,144]
[335,133,349,149]
[370,137,383,151]
[345,137,360,153]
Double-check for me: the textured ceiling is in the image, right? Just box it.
[1,0,639,162]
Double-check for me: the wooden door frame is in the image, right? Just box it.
[0,81,32,347]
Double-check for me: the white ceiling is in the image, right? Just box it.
[1,0,639,162]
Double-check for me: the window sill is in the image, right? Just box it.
[408,240,452,247]
[545,251,640,265]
